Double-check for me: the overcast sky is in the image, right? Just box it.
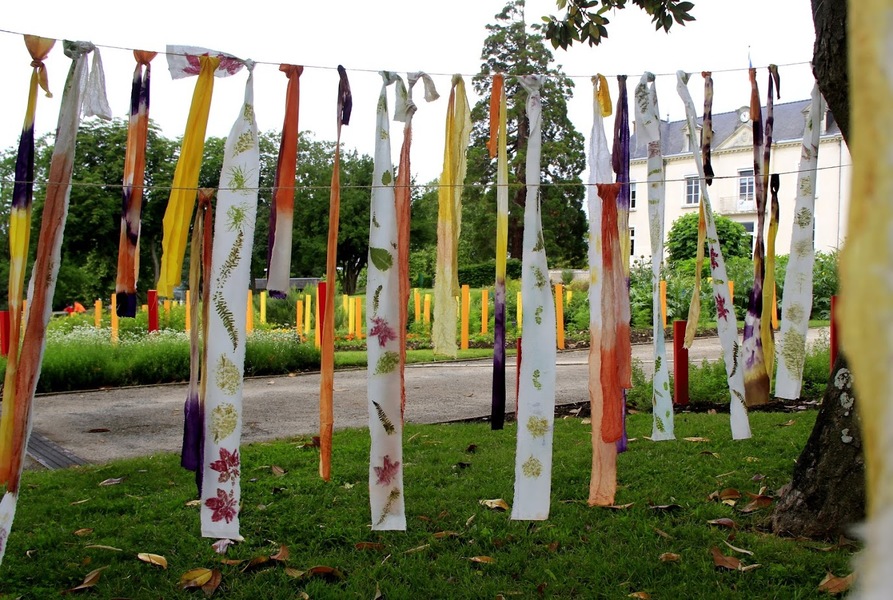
[0,0,817,184]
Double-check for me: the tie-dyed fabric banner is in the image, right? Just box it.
[157,46,244,299]
[201,66,259,540]
[367,72,405,530]
[776,85,822,400]
[701,71,715,186]
[741,66,779,407]
[0,40,110,564]
[841,4,893,594]
[394,72,438,419]
[676,71,751,440]
[432,75,471,357]
[512,76,557,521]
[319,66,352,481]
[115,51,156,318]
[634,72,674,441]
[0,35,54,487]
[489,73,508,430]
[266,64,303,298]
[587,75,618,506]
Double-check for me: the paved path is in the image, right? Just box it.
[29,328,829,466]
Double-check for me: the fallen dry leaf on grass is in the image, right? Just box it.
[211,539,234,555]
[707,518,738,530]
[628,592,651,599]
[683,437,710,443]
[710,546,741,570]
[240,555,271,572]
[355,542,386,551]
[648,503,682,512]
[480,499,510,511]
[270,544,289,562]
[817,572,855,595]
[722,540,753,556]
[180,567,213,589]
[73,528,93,537]
[63,566,107,594]
[137,553,168,569]
[84,545,122,552]
[719,488,742,501]
[98,477,124,487]
[433,531,461,539]
[605,503,635,510]
[305,565,345,581]
[404,544,430,554]
[468,556,495,564]
[778,419,797,427]
[653,528,673,539]
[220,558,245,566]
[699,451,720,458]
[271,465,286,477]
[201,569,222,597]
[739,495,773,514]
[70,499,91,505]
[284,567,305,578]
[658,552,681,563]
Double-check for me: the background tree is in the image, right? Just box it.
[464,0,588,268]
[542,0,863,540]
[665,212,751,266]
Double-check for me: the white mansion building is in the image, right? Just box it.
[627,99,850,260]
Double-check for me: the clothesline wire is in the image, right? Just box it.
[0,26,812,81]
[0,163,850,195]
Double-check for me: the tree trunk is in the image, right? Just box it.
[508,113,529,259]
[769,0,864,540]
[772,354,864,538]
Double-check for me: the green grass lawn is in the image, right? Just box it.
[0,412,854,598]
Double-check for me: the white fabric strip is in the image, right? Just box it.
[676,71,751,440]
[635,73,674,440]
[775,84,822,400]
[367,72,406,530]
[200,64,259,540]
[512,75,557,520]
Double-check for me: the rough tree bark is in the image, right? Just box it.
[770,1,864,539]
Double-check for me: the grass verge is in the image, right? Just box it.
[0,412,854,598]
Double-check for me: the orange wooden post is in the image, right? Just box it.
[414,288,421,322]
[461,285,470,350]
[481,288,489,335]
[355,296,364,339]
[148,290,159,333]
[259,290,267,324]
[296,299,304,338]
[94,299,102,328]
[304,293,313,337]
[555,283,565,350]
[728,280,734,303]
[516,291,523,332]
[771,284,779,330]
[110,294,119,344]
[185,291,191,332]
[314,289,321,349]
[423,294,431,324]
[660,279,667,329]
[246,290,254,334]
[348,296,356,337]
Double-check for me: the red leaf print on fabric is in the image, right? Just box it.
[710,246,719,270]
[369,317,397,348]
[182,53,203,75]
[373,455,400,486]
[715,294,730,321]
[205,488,238,523]
[217,56,243,75]
[209,447,241,483]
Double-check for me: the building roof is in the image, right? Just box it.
[630,99,839,160]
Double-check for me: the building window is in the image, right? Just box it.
[685,176,700,205]
[738,169,755,202]
[629,181,637,210]
[629,227,635,256]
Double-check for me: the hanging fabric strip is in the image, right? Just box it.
[684,73,714,347]
[432,75,471,357]
[201,65,259,540]
[180,188,213,492]
[741,66,778,407]
[612,75,632,453]
[157,46,244,298]
[760,66,781,379]
[266,64,303,298]
[775,84,822,399]
[319,66,352,481]
[511,75,557,521]
[701,71,714,185]
[115,51,157,318]
[0,35,54,484]
[395,72,438,420]
[634,72,674,441]
[367,72,406,531]
[676,71,751,440]
[490,73,508,430]
[587,74,618,507]
[840,5,893,594]
[600,183,626,444]
[0,40,110,565]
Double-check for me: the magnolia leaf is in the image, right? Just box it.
[64,566,107,593]
[433,531,461,539]
[707,518,739,529]
[284,567,306,578]
[220,558,245,566]
[740,495,773,513]
[469,556,495,564]
[355,542,386,551]
[98,477,124,486]
[719,488,741,500]
[722,540,754,556]
[370,247,394,271]
[84,545,122,552]
[710,546,741,570]
[817,572,855,595]
[180,567,213,589]
[271,465,286,477]
[659,552,681,563]
[480,499,510,511]
[201,569,222,597]
[73,528,93,537]
[240,555,271,572]
[270,544,289,562]
[306,565,346,581]
[137,553,168,569]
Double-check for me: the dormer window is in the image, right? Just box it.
[682,123,702,152]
